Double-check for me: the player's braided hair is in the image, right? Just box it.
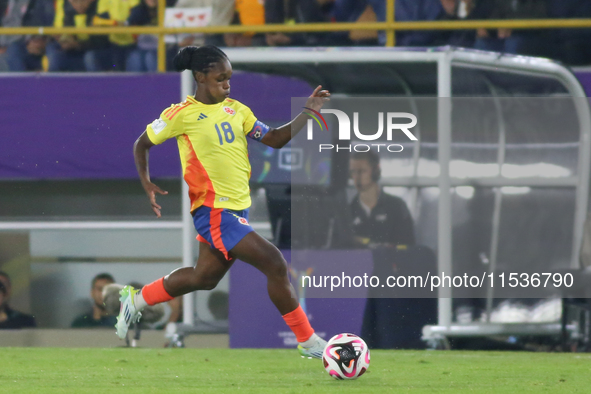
[173,45,229,74]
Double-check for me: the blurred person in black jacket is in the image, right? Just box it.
[71,272,117,328]
[0,271,36,329]
[349,150,415,249]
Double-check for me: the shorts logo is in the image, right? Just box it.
[238,217,249,225]
[223,106,235,116]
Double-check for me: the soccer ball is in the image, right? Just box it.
[322,333,370,380]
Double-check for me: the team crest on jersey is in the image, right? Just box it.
[223,106,236,115]
[238,217,249,225]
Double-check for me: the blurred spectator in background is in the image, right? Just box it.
[474,0,547,57]
[328,0,375,45]
[125,0,159,71]
[331,0,448,47]
[126,0,182,71]
[1,0,54,71]
[46,0,109,71]
[265,0,331,46]
[222,0,265,47]
[71,273,117,328]
[346,1,379,46]
[91,0,141,71]
[0,0,7,71]
[1,0,12,70]
[546,0,591,65]
[439,0,494,48]
[5,0,591,71]
[349,151,415,248]
[0,271,36,329]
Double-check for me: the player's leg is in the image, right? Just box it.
[159,241,235,297]
[116,241,233,339]
[229,232,327,358]
[230,232,296,314]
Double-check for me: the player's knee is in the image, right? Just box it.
[265,255,288,279]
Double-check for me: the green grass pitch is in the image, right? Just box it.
[1,348,591,393]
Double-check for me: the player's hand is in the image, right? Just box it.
[305,85,331,112]
[144,182,168,218]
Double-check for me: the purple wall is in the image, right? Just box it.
[0,72,312,180]
[575,71,591,96]
[3,70,589,181]
[0,74,181,179]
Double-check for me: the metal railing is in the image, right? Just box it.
[2,0,591,71]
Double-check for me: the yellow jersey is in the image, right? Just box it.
[146,96,267,212]
[95,0,140,46]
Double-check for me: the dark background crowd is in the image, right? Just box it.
[1,0,590,71]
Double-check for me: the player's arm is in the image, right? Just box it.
[134,131,168,218]
[260,85,330,149]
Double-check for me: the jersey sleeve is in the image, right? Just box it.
[241,104,257,134]
[145,105,186,145]
[241,103,271,142]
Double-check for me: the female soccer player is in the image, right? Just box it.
[116,45,330,358]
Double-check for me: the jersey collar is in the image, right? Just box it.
[186,96,229,106]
